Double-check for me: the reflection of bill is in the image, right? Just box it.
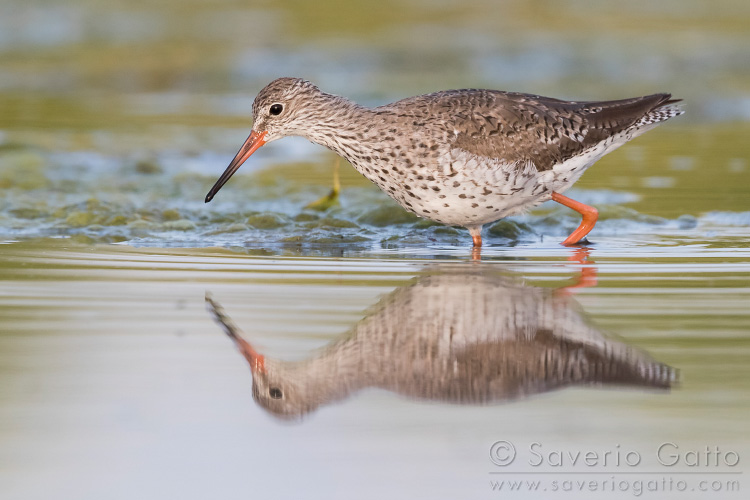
[207,265,677,421]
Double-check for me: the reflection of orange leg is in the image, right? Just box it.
[471,246,482,261]
[568,247,598,290]
[552,191,599,246]
[556,247,598,296]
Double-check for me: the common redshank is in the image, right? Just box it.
[205,78,683,247]
[206,269,676,420]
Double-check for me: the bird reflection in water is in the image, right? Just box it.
[206,253,676,420]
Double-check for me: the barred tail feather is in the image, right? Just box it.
[635,96,685,127]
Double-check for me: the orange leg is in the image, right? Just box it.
[468,226,483,248]
[471,234,483,260]
[551,192,599,246]
[468,227,483,259]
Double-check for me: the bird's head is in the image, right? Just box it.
[248,359,321,421]
[206,292,326,420]
[204,77,323,202]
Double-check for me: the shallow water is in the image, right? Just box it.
[1,0,750,499]
[1,242,748,500]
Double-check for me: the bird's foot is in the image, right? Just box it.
[561,236,593,247]
[305,159,341,211]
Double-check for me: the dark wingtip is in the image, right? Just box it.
[656,93,682,107]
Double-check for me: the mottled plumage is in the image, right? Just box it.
[207,269,677,420]
[206,78,684,246]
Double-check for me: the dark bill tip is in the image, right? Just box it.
[204,130,267,202]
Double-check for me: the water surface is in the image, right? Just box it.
[1,242,748,499]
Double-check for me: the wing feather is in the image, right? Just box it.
[441,91,675,171]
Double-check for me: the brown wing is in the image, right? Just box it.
[440,90,677,171]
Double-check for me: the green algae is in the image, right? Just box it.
[106,215,129,226]
[246,213,289,229]
[356,205,420,227]
[65,211,96,227]
[0,150,50,190]
[293,212,320,222]
[9,207,48,219]
[487,220,534,240]
[134,159,163,175]
[161,209,182,221]
[305,217,360,229]
[162,219,197,231]
[203,223,248,235]
[127,219,155,230]
[0,123,748,247]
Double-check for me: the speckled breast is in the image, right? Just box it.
[347,145,552,227]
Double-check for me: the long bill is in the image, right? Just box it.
[205,292,266,374]
[205,130,268,202]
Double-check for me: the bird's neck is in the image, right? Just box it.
[281,332,392,408]
[299,93,374,161]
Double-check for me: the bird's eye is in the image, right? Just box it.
[269,104,283,116]
[269,387,283,399]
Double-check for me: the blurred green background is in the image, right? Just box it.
[0,0,748,247]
